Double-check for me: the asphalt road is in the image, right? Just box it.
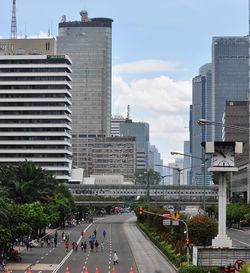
[7,214,177,273]
[227,228,250,248]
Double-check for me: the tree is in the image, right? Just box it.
[227,203,248,222]
[0,161,58,204]
[187,215,217,246]
[134,169,162,185]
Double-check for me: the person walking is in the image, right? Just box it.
[95,240,99,252]
[90,241,94,252]
[83,241,87,252]
[75,242,78,252]
[91,234,95,242]
[113,251,119,265]
[72,242,76,252]
[103,230,106,239]
[81,230,84,237]
[54,238,57,248]
[100,242,104,252]
[81,242,84,251]
[65,241,69,252]
[62,231,65,241]
[94,229,97,237]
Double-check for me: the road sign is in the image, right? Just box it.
[163,219,171,226]
[172,220,179,226]
[171,212,180,219]
[234,259,245,271]
[162,210,171,219]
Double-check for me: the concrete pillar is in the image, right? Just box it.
[212,172,232,247]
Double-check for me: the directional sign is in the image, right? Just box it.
[171,212,180,219]
[172,220,179,226]
[162,210,171,219]
[163,219,171,226]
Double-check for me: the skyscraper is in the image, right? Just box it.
[57,11,113,175]
[191,63,212,182]
[0,38,72,182]
[212,36,249,141]
[120,121,150,169]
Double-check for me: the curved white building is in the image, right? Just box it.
[0,53,72,182]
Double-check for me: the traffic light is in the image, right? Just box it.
[139,207,143,215]
[223,265,235,273]
[185,238,190,246]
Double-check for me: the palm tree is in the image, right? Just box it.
[0,161,58,204]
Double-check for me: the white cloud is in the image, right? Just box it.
[113,59,186,74]
[112,62,192,166]
[113,73,191,114]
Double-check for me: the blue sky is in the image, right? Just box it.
[0,0,248,164]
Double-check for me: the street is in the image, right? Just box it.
[227,228,250,248]
[7,214,177,273]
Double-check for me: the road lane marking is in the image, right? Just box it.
[51,223,93,273]
[234,239,250,247]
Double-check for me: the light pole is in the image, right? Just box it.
[170,151,209,212]
[155,164,189,211]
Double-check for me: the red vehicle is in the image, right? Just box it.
[8,249,21,262]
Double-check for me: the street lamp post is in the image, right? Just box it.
[155,164,188,211]
[170,152,209,212]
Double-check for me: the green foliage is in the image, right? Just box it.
[240,263,250,273]
[227,203,248,222]
[0,160,58,204]
[134,168,162,185]
[179,265,218,273]
[0,161,75,251]
[187,215,217,246]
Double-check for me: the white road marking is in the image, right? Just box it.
[41,257,44,259]
[234,239,250,247]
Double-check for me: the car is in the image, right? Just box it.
[121,209,130,213]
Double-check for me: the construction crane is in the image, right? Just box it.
[11,0,17,39]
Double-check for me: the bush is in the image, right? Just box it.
[179,265,218,273]
[188,215,217,246]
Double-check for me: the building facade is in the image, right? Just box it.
[120,121,150,169]
[223,100,250,203]
[212,36,249,141]
[0,51,72,182]
[57,11,113,175]
[91,136,136,181]
[111,115,126,136]
[191,63,212,184]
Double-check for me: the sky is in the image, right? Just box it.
[0,0,248,165]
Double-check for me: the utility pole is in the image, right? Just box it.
[11,0,17,39]
[146,170,150,203]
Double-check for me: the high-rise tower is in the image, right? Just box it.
[212,36,249,140]
[57,11,113,175]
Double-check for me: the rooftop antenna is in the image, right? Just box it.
[11,0,17,39]
[127,104,130,120]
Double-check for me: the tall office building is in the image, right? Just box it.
[91,136,136,181]
[191,63,212,182]
[120,121,150,169]
[148,145,163,176]
[57,11,113,175]
[111,115,126,136]
[0,39,72,182]
[212,36,249,141]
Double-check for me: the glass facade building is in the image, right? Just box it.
[57,11,113,175]
[120,121,150,169]
[212,36,249,140]
[191,63,212,184]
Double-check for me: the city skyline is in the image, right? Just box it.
[0,0,248,165]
